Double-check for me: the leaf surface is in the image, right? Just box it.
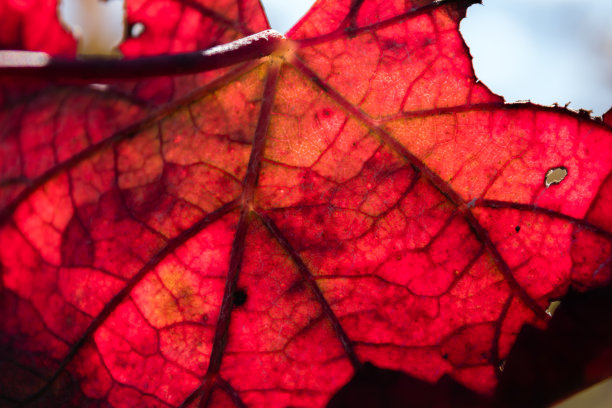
[1,0,611,407]
[0,0,75,55]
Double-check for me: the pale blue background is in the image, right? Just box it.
[261,0,612,116]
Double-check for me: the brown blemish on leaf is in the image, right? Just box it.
[544,167,568,188]
[545,300,561,316]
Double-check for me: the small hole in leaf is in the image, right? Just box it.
[233,289,248,306]
[544,167,568,188]
[129,22,145,38]
[515,226,520,233]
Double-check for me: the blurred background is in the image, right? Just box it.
[58,0,612,406]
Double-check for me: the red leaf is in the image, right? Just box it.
[118,0,271,104]
[1,0,611,407]
[0,0,75,55]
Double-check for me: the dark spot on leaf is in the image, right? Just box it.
[322,108,332,117]
[286,280,307,296]
[515,226,520,233]
[381,38,403,51]
[544,166,568,187]
[233,288,247,306]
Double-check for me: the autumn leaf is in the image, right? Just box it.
[1,0,611,407]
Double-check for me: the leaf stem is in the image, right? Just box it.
[0,30,285,81]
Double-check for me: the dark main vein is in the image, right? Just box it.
[257,212,361,369]
[477,199,612,241]
[19,200,238,407]
[180,60,281,408]
[383,101,612,134]
[290,57,549,320]
[0,35,282,79]
[216,377,248,408]
[0,61,258,227]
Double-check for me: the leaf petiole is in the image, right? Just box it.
[0,30,285,80]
